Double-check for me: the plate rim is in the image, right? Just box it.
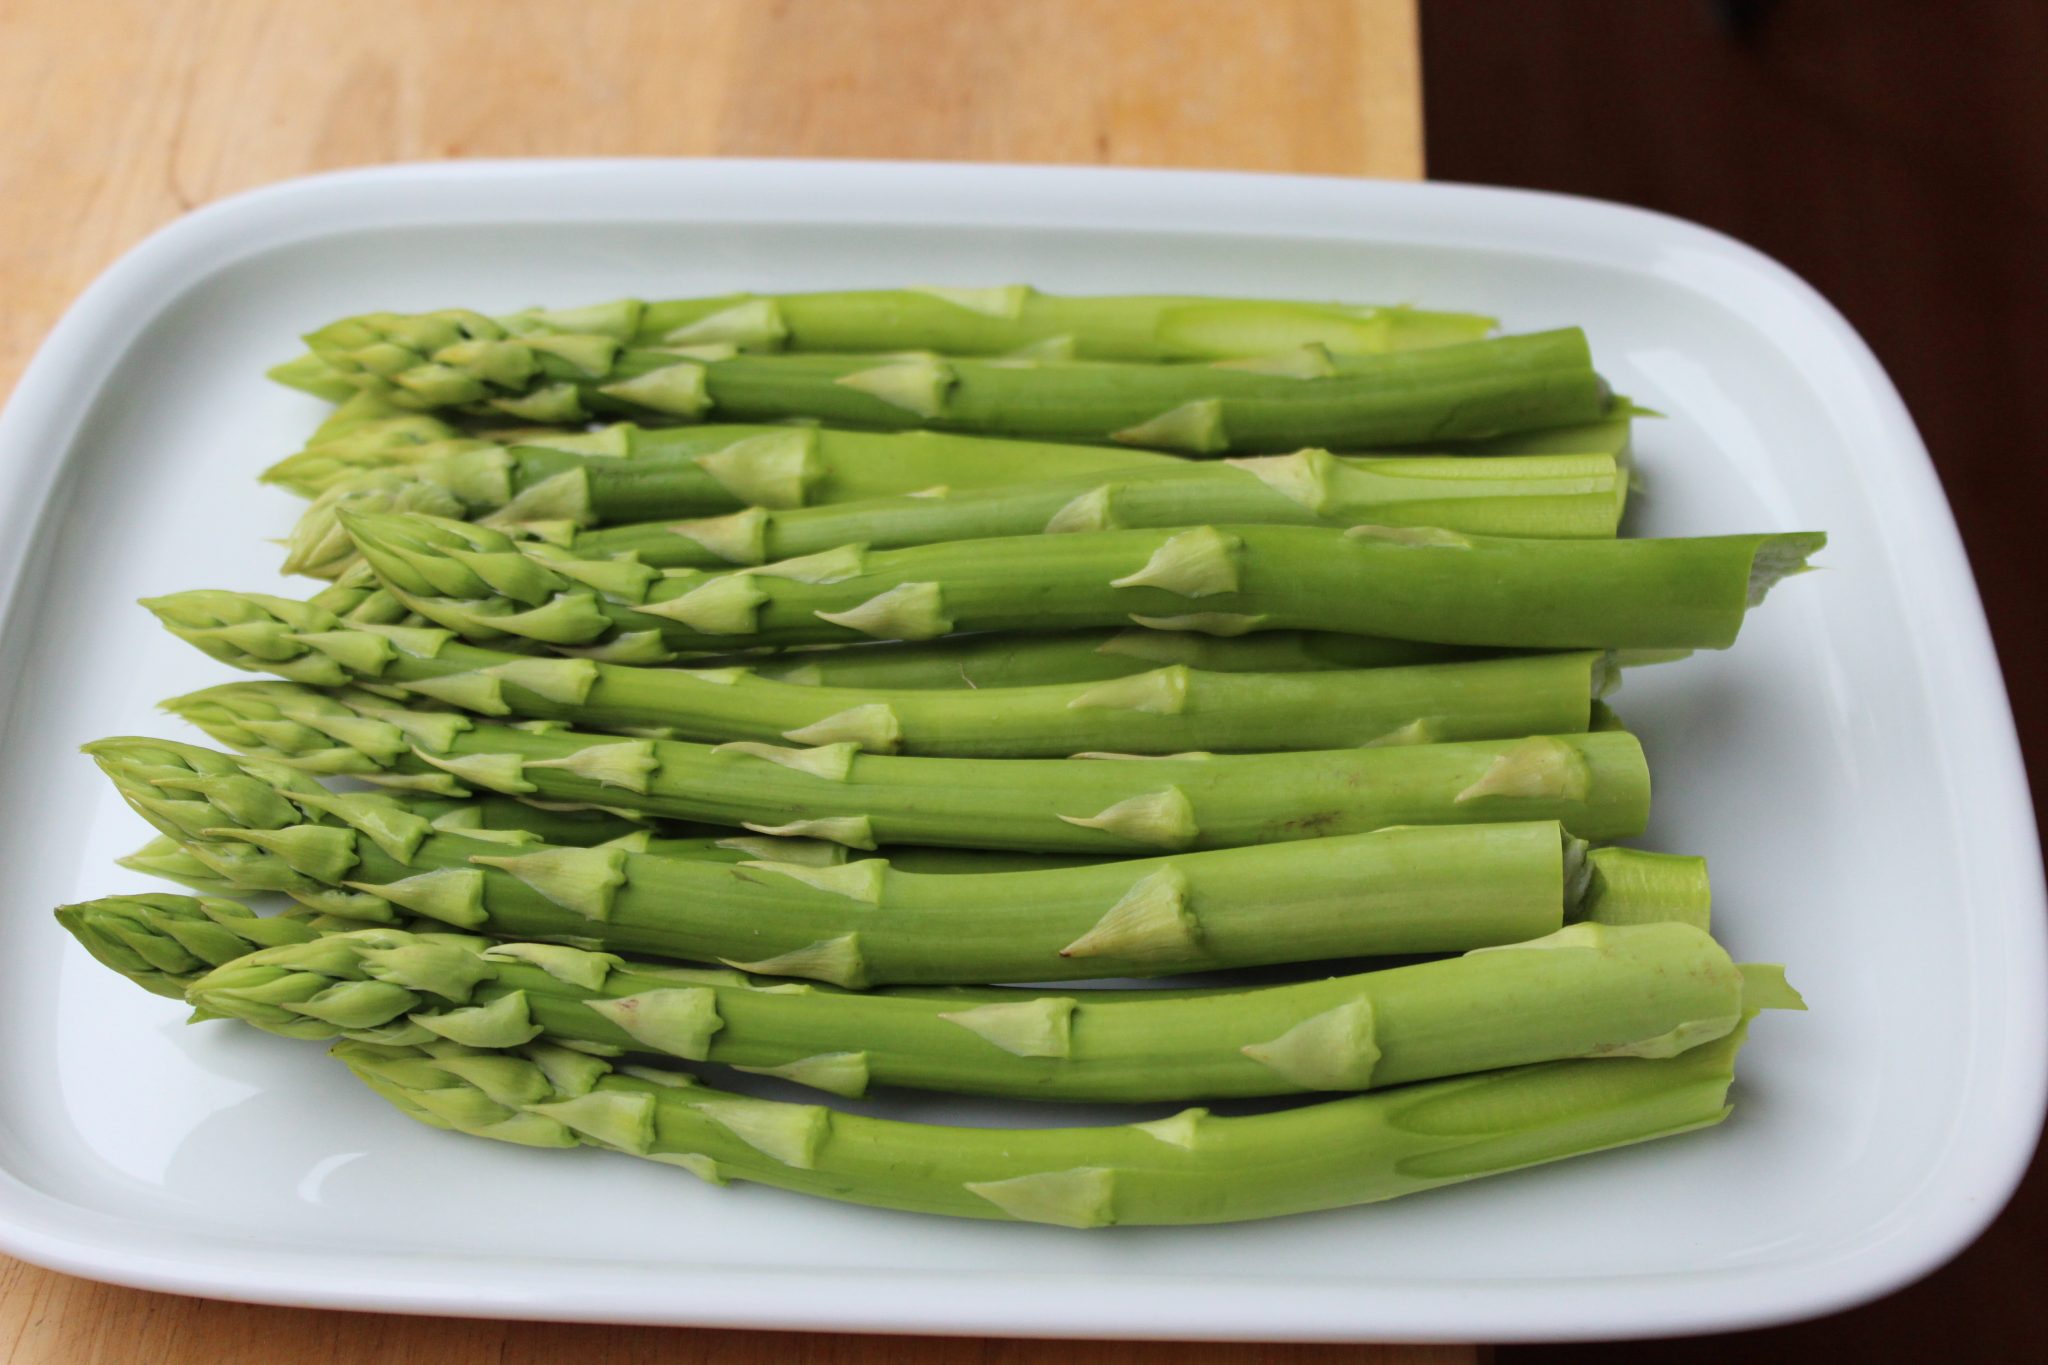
[0,156,2040,1342]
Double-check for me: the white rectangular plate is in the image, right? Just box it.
[0,160,2040,1342]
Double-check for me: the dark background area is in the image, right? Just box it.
[1422,0,2045,1358]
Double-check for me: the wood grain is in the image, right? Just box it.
[0,0,1444,1360]
[0,1255,1465,1364]
[0,0,1422,400]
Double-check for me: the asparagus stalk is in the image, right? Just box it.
[291,322,1607,452]
[110,693,1122,876]
[94,746,843,905]
[343,511,1824,655]
[275,424,1183,575]
[91,735,1593,983]
[728,629,1489,689]
[112,832,836,893]
[308,573,1494,686]
[560,450,1625,574]
[295,291,1496,379]
[330,1025,1754,1226]
[115,829,807,898]
[110,755,1104,883]
[158,685,1654,849]
[273,413,1631,585]
[272,422,1179,504]
[92,839,1695,998]
[124,822,1101,898]
[76,845,1711,1000]
[176,917,1761,1102]
[148,590,1609,756]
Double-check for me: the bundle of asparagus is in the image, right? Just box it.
[63,285,1816,1229]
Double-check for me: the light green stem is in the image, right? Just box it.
[149,590,1609,757]
[328,1024,1752,1226]
[91,736,1601,984]
[295,292,1495,380]
[568,450,1626,571]
[87,844,1711,998]
[274,423,1180,573]
[111,772,1101,898]
[157,686,1654,850]
[344,511,1824,655]
[294,317,1606,453]
[727,629,1488,688]
[182,916,1769,1102]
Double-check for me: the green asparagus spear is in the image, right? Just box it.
[557,449,1625,574]
[294,320,1606,452]
[91,735,1593,983]
[95,745,828,903]
[274,424,1183,574]
[117,831,797,898]
[114,690,1130,874]
[329,1024,1756,1226]
[125,819,833,877]
[112,756,1105,883]
[124,822,1103,901]
[78,844,1709,998]
[157,685,1654,850]
[726,628,1488,689]
[148,590,1608,756]
[116,828,821,897]
[307,571,1493,686]
[177,917,1759,1102]
[295,291,1495,379]
[342,511,1824,655]
[131,765,718,853]
[274,415,1631,581]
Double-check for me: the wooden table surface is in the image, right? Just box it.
[0,1,1450,1361]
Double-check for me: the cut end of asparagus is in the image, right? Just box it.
[1738,963,1807,1011]
[1574,847,1711,932]
[1562,832,1593,911]
[1589,651,1623,701]
[1747,532,1828,607]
